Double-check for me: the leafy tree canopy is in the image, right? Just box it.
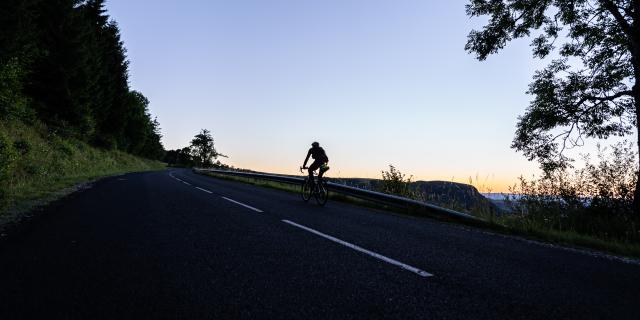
[0,0,165,160]
[190,129,225,167]
[465,0,640,212]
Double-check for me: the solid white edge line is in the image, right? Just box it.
[221,196,264,213]
[196,187,213,194]
[281,219,433,278]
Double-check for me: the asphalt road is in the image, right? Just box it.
[1,168,639,319]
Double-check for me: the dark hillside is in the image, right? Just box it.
[0,0,165,215]
[411,180,495,213]
[0,0,163,157]
[331,178,496,214]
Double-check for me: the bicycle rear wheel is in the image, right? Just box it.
[301,179,312,201]
[314,181,328,206]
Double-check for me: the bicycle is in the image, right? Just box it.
[300,166,329,206]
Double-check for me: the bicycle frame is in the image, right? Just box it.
[300,166,328,205]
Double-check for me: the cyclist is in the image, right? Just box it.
[302,141,329,184]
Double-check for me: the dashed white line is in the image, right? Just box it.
[195,187,213,194]
[170,174,183,182]
[222,197,264,213]
[281,219,433,278]
[182,181,192,186]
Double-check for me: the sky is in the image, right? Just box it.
[105,0,551,192]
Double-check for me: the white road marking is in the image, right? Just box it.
[182,181,192,186]
[281,219,433,278]
[222,197,264,213]
[196,187,213,194]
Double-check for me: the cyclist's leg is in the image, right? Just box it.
[318,162,328,184]
[308,161,321,184]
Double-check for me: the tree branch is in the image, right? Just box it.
[583,90,634,101]
[600,0,634,37]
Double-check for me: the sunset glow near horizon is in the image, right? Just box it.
[106,0,565,192]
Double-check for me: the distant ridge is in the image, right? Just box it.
[330,177,497,214]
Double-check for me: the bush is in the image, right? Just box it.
[377,165,417,199]
[13,139,30,156]
[0,58,34,122]
[0,119,166,214]
[506,141,639,244]
[0,131,17,206]
[0,132,16,172]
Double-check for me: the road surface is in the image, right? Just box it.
[1,169,638,319]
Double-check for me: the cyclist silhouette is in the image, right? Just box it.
[302,141,329,184]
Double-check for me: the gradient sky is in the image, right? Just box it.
[105,0,554,192]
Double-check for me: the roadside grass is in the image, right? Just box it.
[476,212,640,258]
[0,120,165,224]
[197,171,640,259]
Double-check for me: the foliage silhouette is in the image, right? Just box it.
[466,0,640,214]
[0,0,164,159]
[165,130,227,168]
[377,165,416,198]
[190,129,226,168]
[505,141,639,245]
[164,148,195,167]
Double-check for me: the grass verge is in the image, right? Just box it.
[0,120,165,229]
[476,212,640,258]
[197,170,640,259]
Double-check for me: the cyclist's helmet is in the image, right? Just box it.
[311,141,320,147]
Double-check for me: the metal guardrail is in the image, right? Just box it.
[194,168,482,222]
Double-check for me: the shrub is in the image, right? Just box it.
[0,131,17,206]
[377,165,417,199]
[13,139,30,156]
[0,58,34,122]
[0,132,17,174]
[506,141,639,243]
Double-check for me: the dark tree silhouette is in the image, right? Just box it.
[190,129,225,167]
[164,147,195,167]
[0,0,165,160]
[465,0,640,214]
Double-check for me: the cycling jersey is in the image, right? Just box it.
[307,146,328,163]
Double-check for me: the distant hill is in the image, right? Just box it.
[412,181,496,213]
[329,178,497,215]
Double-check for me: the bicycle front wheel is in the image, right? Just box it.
[301,179,312,202]
[314,182,328,206]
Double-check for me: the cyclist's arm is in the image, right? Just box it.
[302,151,311,168]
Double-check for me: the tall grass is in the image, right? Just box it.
[0,119,165,216]
[377,160,640,257]
[494,144,636,238]
[478,141,640,256]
